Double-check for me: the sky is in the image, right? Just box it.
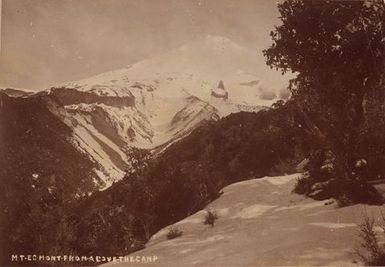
[0,0,283,90]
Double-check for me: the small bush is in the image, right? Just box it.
[335,194,354,207]
[293,173,312,194]
[166,227,183,240]
[355,213,385,265]
[334,179,383,206]
[203,210,218,227]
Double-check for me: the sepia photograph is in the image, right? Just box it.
[1,0,385,266]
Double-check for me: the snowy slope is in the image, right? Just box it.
[60,35,281,109]
[104,174,383,266]
[47,35,284,187]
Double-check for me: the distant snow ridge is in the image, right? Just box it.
[47,35,282,188]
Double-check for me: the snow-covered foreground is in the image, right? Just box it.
[104,174,385,266]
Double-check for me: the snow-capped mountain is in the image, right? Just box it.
[42,35,284,187]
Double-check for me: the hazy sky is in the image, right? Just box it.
[0,0,282,90]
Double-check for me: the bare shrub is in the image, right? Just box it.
[203,210,218,227]
[166,227,183,240]
[355,213,385,266]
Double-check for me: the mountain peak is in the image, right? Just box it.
[204,35,236,46]
[178,35,246,54]
[205,35,245,51]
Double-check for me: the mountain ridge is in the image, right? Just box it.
[40,35,280,186]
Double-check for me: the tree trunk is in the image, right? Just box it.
[296,101,327,142]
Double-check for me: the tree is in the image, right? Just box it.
[264,0,385,202]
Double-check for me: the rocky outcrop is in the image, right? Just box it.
[211,80,228,99]
[0,88,34,97]
[169,96,219,133]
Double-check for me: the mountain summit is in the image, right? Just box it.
[1,36,284,188]
[43,36,283,186]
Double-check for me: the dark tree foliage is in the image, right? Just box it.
[264,0,385,202]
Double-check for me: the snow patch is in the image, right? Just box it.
[264,174,297,185]
[232,204,276,219]
[308,222,356,229]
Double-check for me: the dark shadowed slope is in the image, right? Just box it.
[0,93,98,264]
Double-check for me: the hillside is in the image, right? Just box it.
[105,174,380,266]
[0,92,99,263]
[65,101,313,259]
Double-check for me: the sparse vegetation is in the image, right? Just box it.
[203,210,218,227]
[293,174,311,195]
[355,213,385,266]
[166,227,183,240]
